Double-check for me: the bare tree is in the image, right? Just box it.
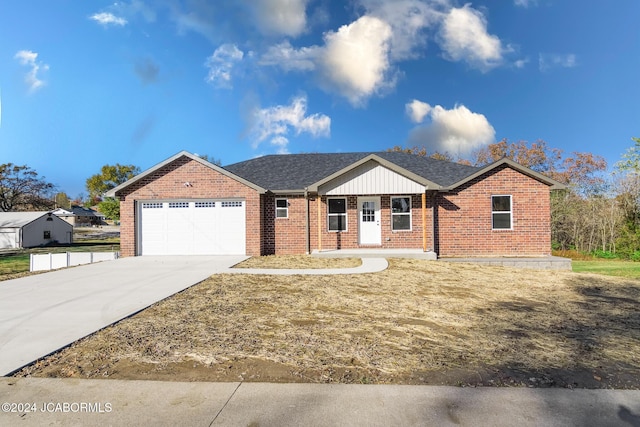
[0,163,56,212]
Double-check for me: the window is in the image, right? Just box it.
[43,230,51,239]
[492,195,512,230]
[169,202,189,208]
[142,202,163,209]
[391,196,411,231]
[221,201,243,207]
[275,199,288,218]
[328,198,347,231]
[195,201,215,208]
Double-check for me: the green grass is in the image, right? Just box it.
[572,260,640,279]
[0,240,120,279]
[0,254,30,275]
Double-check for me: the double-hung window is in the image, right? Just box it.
[391,196,411,231]
[328,198,347,231]
[275,199,288,218]
[492,195,512,230]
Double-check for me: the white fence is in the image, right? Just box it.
[30,252,119,272]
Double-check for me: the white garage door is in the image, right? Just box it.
[139,200,246,255]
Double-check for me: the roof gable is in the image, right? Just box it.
[106,151,266,197]
[0,212,49,228]
[318,159,430,195]
[445,158,566,190]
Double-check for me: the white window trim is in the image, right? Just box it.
[327,197,348,232]
[391,196,412,232]
[491,195,513,230]
[275,198,288,219]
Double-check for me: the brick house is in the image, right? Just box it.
[107,151,564,257]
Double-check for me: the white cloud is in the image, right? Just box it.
[318,15,394,106]
[405,99,432,123]
[14,50,49,93]
[514,0,537,7]
[514,58,529,68]
[408,102,495,155]
[539,53,578,72]
[249,95,331,152]
[90,12,128,27]
[246,0,309,37]
[438,4,508,71]
[357,0,445,60]
[205,44,244,89]
[259,41,319,72]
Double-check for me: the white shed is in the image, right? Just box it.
[0,212,73,249]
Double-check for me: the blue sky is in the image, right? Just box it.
[1,1,638,197]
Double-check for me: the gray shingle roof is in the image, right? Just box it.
[223,152,480,190]
[0,212,49,228]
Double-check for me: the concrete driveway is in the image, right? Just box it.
[0,256,247,376]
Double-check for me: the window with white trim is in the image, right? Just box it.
[492,195,512,230]
[327,198,347,232]
[391,196,411,231]
[275,199,288,218]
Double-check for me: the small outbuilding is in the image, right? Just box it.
[0,212,73,249]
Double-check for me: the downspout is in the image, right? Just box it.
[432,191,438,257]
[422,190,427,252]
[304,188,310,254]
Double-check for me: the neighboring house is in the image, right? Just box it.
[69,206,105,226]
[106,151,565,258]
[52,208,76,226]
[0,212,73,249]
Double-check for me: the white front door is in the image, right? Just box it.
[358,196,381,245]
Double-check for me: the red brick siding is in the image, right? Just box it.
[118,157,261,257]
[436,165,551,257]
[262,195,309,255]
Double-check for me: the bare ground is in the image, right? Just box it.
[14,257,640,388]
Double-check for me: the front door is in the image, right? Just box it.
[358,196,381,245]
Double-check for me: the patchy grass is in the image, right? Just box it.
[16,258,640,388]
[235,255,361,269]
[572,261,640,280]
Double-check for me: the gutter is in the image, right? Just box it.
[304,188,310,254]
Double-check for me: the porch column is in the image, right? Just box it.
[317,195,322,252]
[422,192,427,252]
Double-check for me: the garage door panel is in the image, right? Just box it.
[139,200,246,255]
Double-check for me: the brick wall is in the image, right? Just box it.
[117,157,261,257]
[436,165,552,257]
[262,194,309,255]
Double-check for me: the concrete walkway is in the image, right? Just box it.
[2,378,639,426]
[0,256,248,376]
[227,257,388,275]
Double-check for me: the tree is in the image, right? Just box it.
[0,163,56,212]
[98,197,120,221]
[197,154,222,166]
[387,145,455,162]
[54,192,71,209]
[613,137,640,258]
[86,164,140,201]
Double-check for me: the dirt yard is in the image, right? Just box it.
[15,257,640,389]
